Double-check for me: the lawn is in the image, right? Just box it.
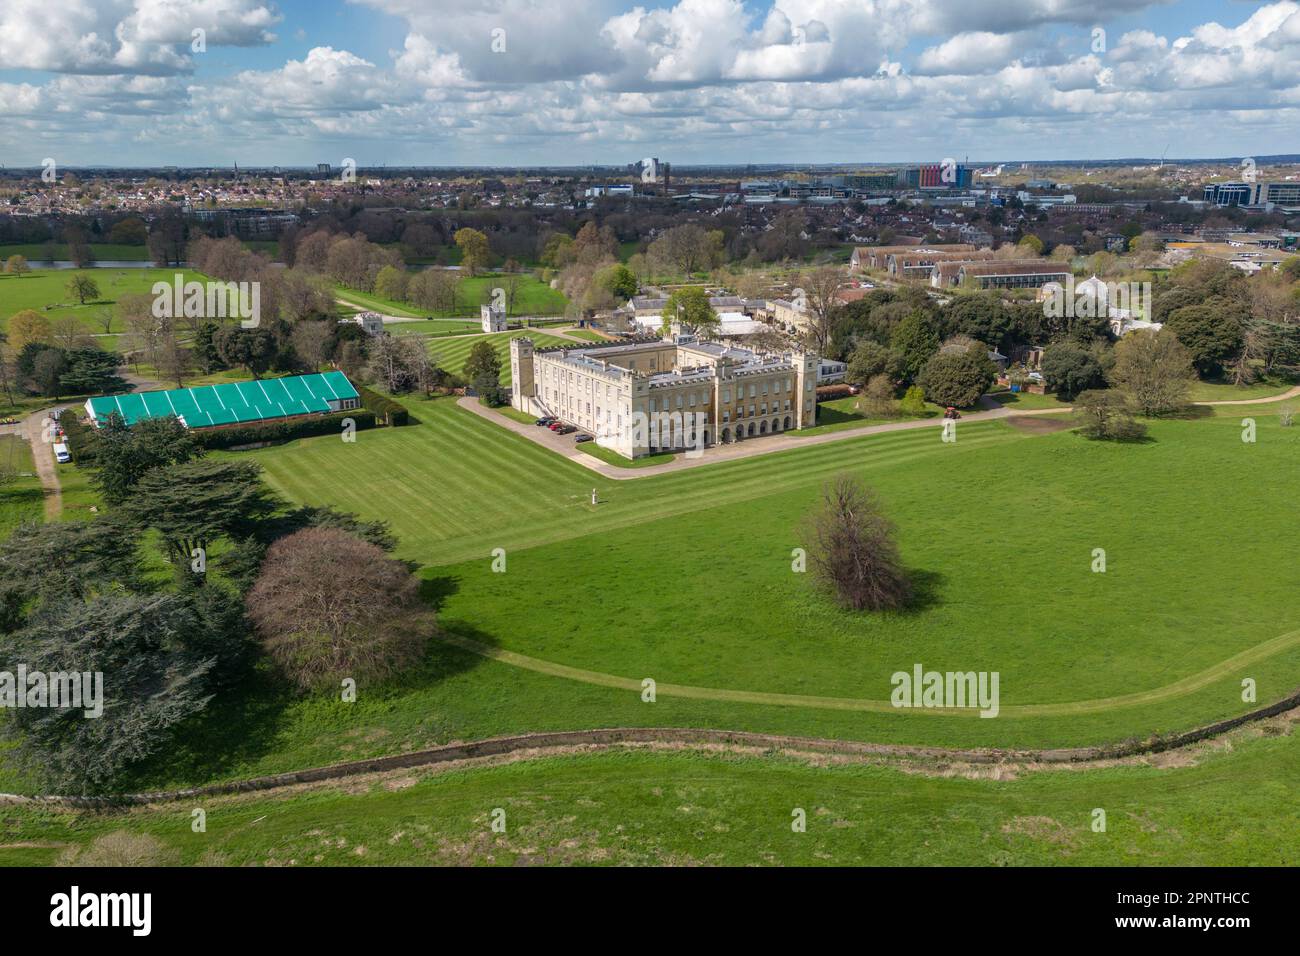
[0,242,150,262]
[3,727,1296,866]
[428,330,574,386]
[0,267,210,335]
[987,389,1074,411]
[1186,377,1298,403]
[578,441,675,468]
[0,435,43,537]
[388,319,482,337]
[335,272,567,320]
[99,394,1288,794]
[795,395,939,436]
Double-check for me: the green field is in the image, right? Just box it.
[0,242,150,262]
[0,435,43,536]
[988,389,1074,411]
[335,272,567,320]
[3,724,1296,866]
[428,331,574,386]
[0,267,208,335]
[797,395,939,436]
[61,393,1268,797]
[5,366,1298,871]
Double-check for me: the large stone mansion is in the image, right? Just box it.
[510,336,819,459]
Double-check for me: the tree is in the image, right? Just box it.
[408,267,460,313]
[108,217,148,246]
[7,310,51,353]
[0,591,218,793]
[89,413,202,505]
[1109,328,1195,416]
[373,264,410,302]
[454,228,491,275]
[662,286,719,337]
[899,385,926,416]
[889,313,941,382]
[1040,342,1104,400]
[594,263,638,301]
[1074,389,1147,441]
[247,527,434,692]
[214,326,277,378]
[60,346,127,396]
[917,345,996,408]
[154,318,193,388]
[857,374,899,418]
[1165,303,1244,377]
[121,458,279,569]
[4,254,29,275]
[802,474,912,612]
[846,340,903,386]
[0,516,140,607]
[799,266,847,354]
[32,348,68,398]
[65,273,100,305]
[291,320,335,371]
[462,339,502,384]
[1017,234,1044,256]
[647,224,714,276]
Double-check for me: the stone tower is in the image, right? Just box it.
[793,350,819,428]
[510,337,535,413]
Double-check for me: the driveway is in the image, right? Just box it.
[458,395,1056,480]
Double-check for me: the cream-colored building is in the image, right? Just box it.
[511,336,819,459]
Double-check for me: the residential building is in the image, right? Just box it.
[510,337,819,459]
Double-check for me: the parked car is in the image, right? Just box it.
[535,417,555,426]
[53,442,71,464]
[575,434,593,443]
[548,421,564,431]
[558,425,576,434]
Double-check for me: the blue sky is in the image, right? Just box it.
[1,0,1297,167]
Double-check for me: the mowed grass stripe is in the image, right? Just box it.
[429,331,574,385]
[250,401,1022,567]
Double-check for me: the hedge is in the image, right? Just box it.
[356,384,410,426]
[816,384,855,401]
[195,409,377,450]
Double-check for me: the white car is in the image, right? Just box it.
[53,442,71,464]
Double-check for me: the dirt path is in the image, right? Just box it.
[436,627,1300,718]
[23,408,63,520]
[1201,383,1300,406]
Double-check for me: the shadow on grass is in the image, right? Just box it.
[903,568,946,615]
[1162,404,1214,420]
[118,575,484,793]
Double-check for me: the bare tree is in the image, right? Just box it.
[800,265,847,354]
[50,316,94,351]
[802,474,912,612]
[291,320,335,371]
[246,527,434,692]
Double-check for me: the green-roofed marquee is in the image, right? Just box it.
[85,372,360,429]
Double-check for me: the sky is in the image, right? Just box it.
[0,0,1297,167]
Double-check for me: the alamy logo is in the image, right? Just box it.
[0,666,102,718]
[625,410,707,459]
[891,663,1000,718]
[50,887,151,936]
[152,274,261,328]
[1041,277,1151,321]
